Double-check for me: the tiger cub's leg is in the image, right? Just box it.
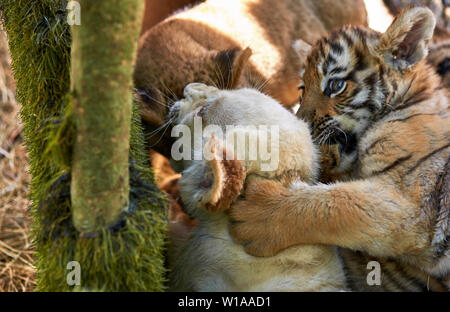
[229,177,436,261]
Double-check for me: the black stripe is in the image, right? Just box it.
[354,28,368,49]
[346,86,368,109]
[364,72,377,86]
[393,98,424,112]
[367,77,380,113]
[329,41,344,55]
[381,265,405,291]
[344,49,367,83]
[436,57,450,76]
[342,32,353,48]
[318,41,327,60]
[323,54,336,75]
[377,67,389,107]
[386,113,442,123]
[393,262,429,291]
[391,76,422,112]
[338,251,357,291]
[373,67,391,118]
[337,249,369,291]
[353,49,368,72]
[397,86,430,110]
[407,143,450,174]
[330,66,347,75]
[373,154,413,175]
[383,260,426,291]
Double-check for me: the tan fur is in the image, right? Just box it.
[168,83,346,291]
[134,0,367,157]
[229,7,450,291]
[141,0,201,34]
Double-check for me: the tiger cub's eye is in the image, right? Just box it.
[334,80,344,91]
[327,79,347,96]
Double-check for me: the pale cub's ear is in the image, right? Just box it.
[213,47,252,89]
[179,136,246,213]
[292,39,311,95]
[292,39,312,64]
[378,7,436,71]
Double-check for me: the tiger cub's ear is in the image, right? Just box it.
[179,136,246,213]
[378,7,436,71]
[213,47,252,90]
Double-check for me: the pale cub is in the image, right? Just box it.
[167,83,346,291]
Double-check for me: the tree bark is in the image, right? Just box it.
[71,0,144,233]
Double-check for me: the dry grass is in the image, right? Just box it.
[0,29,35,292]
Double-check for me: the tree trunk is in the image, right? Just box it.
[71,1,141,233]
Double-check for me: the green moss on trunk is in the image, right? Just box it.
[1,0,168,291]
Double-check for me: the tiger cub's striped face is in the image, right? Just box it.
[296,7,436,171]
[298,27,383,156]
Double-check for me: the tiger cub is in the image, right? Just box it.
[228,7,450,291]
